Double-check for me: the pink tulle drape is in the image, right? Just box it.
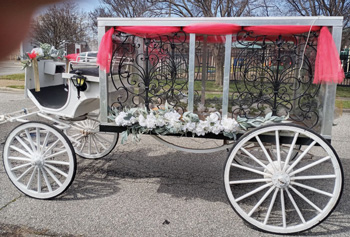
[96,23,344,84]
[314,27,344,84]
[244,25,321,35]
[116,26,181,38]
[183,23,241,35]
[97,27,115,73]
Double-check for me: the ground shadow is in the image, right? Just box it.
[59,144,227,202]
[59,143,350,235]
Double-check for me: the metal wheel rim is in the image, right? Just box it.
[224,124,343,234]
[3,122,76,199]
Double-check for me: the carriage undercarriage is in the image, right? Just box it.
[1,16,345,234]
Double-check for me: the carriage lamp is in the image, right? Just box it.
[71,70,87,99]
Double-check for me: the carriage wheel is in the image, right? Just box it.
[224,124,343,234]
[3,122,76,199]
[65,117,118,159]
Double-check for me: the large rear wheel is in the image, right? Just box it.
[224,124,343,234]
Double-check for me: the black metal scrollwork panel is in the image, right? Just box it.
[110,31,189,113]
[232,31,320,128]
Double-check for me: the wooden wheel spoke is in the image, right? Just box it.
[289,186,322,212]
[91,135,101,154]
[263,188,279,225]
[286,141,317,173]
[25,129,36,152]
[235,183,272,202]
[43,149,68,160]
[42,140,60,157]
[9,145,32,158]
[231,163,272,177]
[240,147,269,170]
[289,156,331,176]
[15,135,34,156]
[286,188,306,223]
[248,186,275,217]
[26,167,37,189]
[291,182,333,197]
[43,167,62,187]
[11,162,31,171]
[16,166,34,181]
[41,168,53,192]
[282,132,299,172]
[44,164,68,178]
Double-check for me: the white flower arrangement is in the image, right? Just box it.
[21,43,66,70]
[109,102,288,144]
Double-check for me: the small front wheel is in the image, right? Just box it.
[224,124,343,234]
[3,122,76,199]
[65,117,118,159]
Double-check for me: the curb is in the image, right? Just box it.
[0,87,24,93]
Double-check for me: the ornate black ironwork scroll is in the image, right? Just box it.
[232,31,320,128]
[110,31,189,113]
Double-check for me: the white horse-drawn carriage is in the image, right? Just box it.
[1,17,345,234]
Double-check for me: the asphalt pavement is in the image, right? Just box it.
[0,60,23,76]
[0,91,350,237]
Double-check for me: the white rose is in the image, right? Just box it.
[188,122,196,132]
[164,111,181,125]
[130,116,137,124]
[172,122,183,133]
[145,113,157,129]
[210,123,223,135]
[221,118,238,133]
[182,122,196,132]
[195,120,209,136]
[156,116,165,127]
[207,112,220,123]
[115,112,127,126]
[195,126,205,136]
[138,114,146,127]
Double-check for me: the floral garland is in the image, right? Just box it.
[109,102,288,144]
[21,43,66,70]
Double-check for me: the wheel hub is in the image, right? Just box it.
[31,155,44,168]
[272,172,290,189]
[264,161,293,189]
[82,129,94,136]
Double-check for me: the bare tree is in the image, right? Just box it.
[31,2,87,49]
[247,0,285,16]
[89,0,155,31]
[284,0,350,46]
[150,0,250,17]
[285,0,349,18]
[150,0,250,85]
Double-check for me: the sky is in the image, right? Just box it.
[75,0,100,12]
[36,0,101,14]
